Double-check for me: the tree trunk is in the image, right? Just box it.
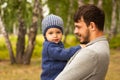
[118,1,120,33]
[97,0,103,8]
[0,17,16,64]
[63,0,73,43]
[108,0,117,39]
[16,0,26,64]
[23,0,42,64]
[16,17,26,64]
[13,23,18,35]
[78,0,84,7]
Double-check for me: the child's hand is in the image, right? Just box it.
[80,44,86,48]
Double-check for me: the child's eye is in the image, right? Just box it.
[57,31,61,34]
[48,32,53,34]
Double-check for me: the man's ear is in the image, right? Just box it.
[89,22,96,31]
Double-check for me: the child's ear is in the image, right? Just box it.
[44,36,47,40]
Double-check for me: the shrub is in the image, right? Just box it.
[109,34,120,49]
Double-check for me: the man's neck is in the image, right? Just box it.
[90,31,104,41]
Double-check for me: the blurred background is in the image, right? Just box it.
[0,0,120,80]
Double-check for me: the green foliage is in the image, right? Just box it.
[1,0,120,35]
[109,34,120,49]
[63,34,119,50]
[63,34,79,48]
[47,0,79,33]
[103,0,112,29]
[32,35,44,58]
[0,50,9,59]
[0,35,44,59]
[0,35,9,59]
[1,0,33,33]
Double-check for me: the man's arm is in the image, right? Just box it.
[55,49,98,80]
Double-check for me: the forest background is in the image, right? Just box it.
[0,0,120,80]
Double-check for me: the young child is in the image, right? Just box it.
[41,14,82,80]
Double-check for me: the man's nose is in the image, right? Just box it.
[74,28,78,34]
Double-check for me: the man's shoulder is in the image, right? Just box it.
[78,47,97,56]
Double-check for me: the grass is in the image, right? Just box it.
[0,49,119,80]
[105,49,120,80]
[0,59,41,80]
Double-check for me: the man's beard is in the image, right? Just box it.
[80,40,89,44]
[76,30,90,44]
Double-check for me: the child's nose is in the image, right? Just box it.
[53,34,57,37]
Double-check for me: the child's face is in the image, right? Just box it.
[45,28,63,43]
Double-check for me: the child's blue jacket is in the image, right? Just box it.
[41,40,81,80]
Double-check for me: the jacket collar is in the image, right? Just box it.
[86,36,107,47]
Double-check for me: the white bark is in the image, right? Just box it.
[97,0,103,8]
[0,17,15,64]
[109,0,117,39]
[78,0,84,7]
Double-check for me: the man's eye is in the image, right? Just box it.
[75,25,81,29]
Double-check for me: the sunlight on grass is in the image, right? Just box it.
[0,59,41,80]
[105,49,120,80]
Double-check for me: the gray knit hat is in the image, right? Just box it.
[42,14,64,36]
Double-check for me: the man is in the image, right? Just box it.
[55,4,110,80]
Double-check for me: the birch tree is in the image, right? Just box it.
[0,17,15,64]
[63,0,73,43]
[109,0,117,39]
[1,0,43,65]
[78,0,84,7]
[97,0,103,8]
[23,0,42,64]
